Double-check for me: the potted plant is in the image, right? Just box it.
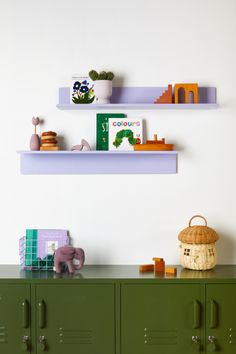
[89,70,114,104]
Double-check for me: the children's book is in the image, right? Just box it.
[108,118,143,151]
[71,75,95,104]
[25,229,69,266]
[96,113,125,150]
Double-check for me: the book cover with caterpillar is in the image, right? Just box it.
[108,118,143,151]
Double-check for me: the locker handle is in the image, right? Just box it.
[209,299,217,328]
[193,300,201,329]
[22,300,29,328]
[38,300,46,329]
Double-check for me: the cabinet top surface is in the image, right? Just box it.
[1,265,236,281]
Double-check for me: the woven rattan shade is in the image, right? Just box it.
[178,215,219,244]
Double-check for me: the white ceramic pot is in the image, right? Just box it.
[94,80,112,104]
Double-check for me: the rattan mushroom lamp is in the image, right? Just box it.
[178,215,219,270]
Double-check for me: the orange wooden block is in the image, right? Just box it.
[165,267,177,275]
[174,83,198,104]
[134,134,174,151]
[133,144,173,151]
[154,85,172,104]
[139,264,154,272]
[152,258,165,272]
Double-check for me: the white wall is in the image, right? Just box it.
[1,0,236,264]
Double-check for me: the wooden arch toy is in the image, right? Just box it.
[174,83,198,104]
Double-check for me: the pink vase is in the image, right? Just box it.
[30,134,40,151]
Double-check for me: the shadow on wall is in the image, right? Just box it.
[217,231,236,264]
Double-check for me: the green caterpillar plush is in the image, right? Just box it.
[113,129,137,148]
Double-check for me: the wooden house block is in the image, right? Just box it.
[152,257,165,272]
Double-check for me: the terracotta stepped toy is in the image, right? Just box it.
[71,139,91,151]
[139,258,177,276]
[154,83,198,104]
[154,85,173,104]
[40,131,60,151]
[133,133,174,151]
[30,117,40,151]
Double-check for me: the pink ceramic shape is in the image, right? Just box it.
[30,134,40,151]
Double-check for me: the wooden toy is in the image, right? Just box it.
[71,139,91,151]
[152,257,165,272]
[174,83,198,104]
[133,134,174,151]
[40,131,60,151]
[139,264,154,272]
[165,267,177,275]
[30,117,40,151]
[154,85,172,104]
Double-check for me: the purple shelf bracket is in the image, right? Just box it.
[17,151,178,175]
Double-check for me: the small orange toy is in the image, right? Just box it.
[139,264,154,272]
[133,134,174,151]
[152,258,165,272]
[174,83,198,104]
[154,85,173,104]
[165,267,177,275]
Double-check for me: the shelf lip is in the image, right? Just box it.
[17,150,178,174]
[56,103,218,110]
[17,150,178,155]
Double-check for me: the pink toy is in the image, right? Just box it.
[54,245,85,273]
[30,117,40,150]
[71,139,91,151]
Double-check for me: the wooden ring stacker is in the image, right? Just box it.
[188,215,207,227]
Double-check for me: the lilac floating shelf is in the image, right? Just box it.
[17,151,178,175]
[57,86,217,110]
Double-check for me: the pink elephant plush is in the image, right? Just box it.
[54,246,85,273]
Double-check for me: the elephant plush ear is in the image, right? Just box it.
[61,247,75,256]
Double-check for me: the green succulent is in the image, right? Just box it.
[89,70,99,81]
[89,70,114,81]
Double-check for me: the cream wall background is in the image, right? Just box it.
[1,0,236,264]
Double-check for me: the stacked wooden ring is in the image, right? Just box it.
[40,131,59,151]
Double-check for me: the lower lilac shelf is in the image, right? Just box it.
[17,151,177,175]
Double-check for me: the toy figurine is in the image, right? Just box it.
[30,117,40,150]
[71,139,91,151]
[54,245,85,273]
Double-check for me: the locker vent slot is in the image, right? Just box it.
[58,328,92,344]
[144,328,178,345]
[0,326,7,343]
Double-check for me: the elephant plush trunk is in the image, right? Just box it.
[74,248,85,270]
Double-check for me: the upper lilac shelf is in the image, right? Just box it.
[57,86,217,110]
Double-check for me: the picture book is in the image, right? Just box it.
[71,75,95,104]
[96,113,126,150]
[25,229,69,266]
[108,118,143,151]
